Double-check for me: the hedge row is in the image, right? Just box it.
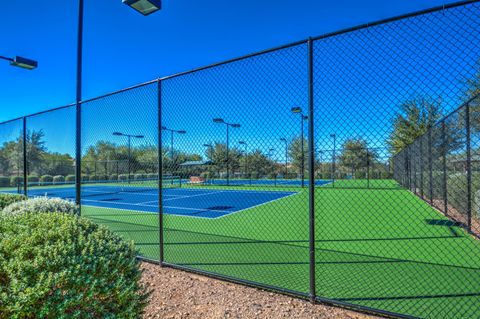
[0,173,160,187]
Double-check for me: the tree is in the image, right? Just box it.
[205,143,242,177]
[388,98,443,154]
[242,150,275,178]
[288,136,307,178]
[338,139,377,178]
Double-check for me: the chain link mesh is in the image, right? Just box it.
[0,119,24,194]
[0,2,479,318]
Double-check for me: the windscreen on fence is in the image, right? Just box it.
[0,119,24,195]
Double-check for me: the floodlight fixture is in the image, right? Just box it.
[0,55,38,70]
[123,0,161,16]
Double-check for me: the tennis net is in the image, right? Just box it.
[21,176,182,199]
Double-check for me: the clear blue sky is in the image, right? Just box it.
[0,0,463,121]
[1,0,478,164]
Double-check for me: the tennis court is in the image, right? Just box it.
[75,180,480,319]
[23,182,297,219]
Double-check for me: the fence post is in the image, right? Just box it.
[307,37,316,303]
[465,102,472,232]
[428,128,433,204]
[22,117,27,196]
[419,138,424,198]
[442,121,448,215]
[158,79,164,265]
[75,0,84,213]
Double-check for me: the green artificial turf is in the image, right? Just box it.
[81,179,480,319]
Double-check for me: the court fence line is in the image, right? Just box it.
[1,1,480,318]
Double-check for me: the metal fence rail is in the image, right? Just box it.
[1,1,480,318]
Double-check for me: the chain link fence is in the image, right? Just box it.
[1,1,480,318]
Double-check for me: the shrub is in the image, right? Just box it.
[65,175,76,183]
[40,175,53,185]
[0,176,9,187]
[118,174,128,181]
[10,176,23,187]
[53,175,65,184]
[3,197,79,216]
[110,174,119,181]
[27,175,39,183]
[0,193,26,210]
[81,174,89,182]
[89,175,98,181]
[0,213,147,318]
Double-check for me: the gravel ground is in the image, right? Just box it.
[140,262,379,319]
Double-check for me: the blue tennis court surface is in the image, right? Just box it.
[23,185,297,219]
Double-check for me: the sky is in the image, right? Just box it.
[0,0,479,163]
[0,0,465,121]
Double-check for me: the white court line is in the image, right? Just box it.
[82,198,232,213]
[162,190,226,202]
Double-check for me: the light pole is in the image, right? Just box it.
[213,118,241,185]
[318,150,324,179]
[291,107,308,188]
[279,138,288,178]
[113,132,145,183]
[75,0,161,204]
[331,134,336,186]
[239,141,248,179]
[0,55,38,70]
[162,127,186,179]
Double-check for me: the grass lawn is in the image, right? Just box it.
[81,179,480,319]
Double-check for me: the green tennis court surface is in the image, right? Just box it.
[81,179,480,318]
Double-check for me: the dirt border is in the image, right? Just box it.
[140,262,380,319]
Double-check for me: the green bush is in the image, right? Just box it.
[3,197,79,216]
[89,175,98,181]
[81,174,89,182]
[0,213,147,318]
[40,175,53,185]
[27,175,39,183]
[147,173,158,179]
[118,174,128,181]
[0,176,9,187]
[65,175,76,183]
[110,174,119,181]
[10,176,23,187]
[0,193,26,210]
[53,175,65,184]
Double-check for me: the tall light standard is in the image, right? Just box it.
[213,118,241,185]
[0,55,38,70]
[318,150,324,179]
[75,0,161,203]
[112,132,144,183]
[162,127,186,180]
[238,141,248,178]
[291,107,308,188]
[279,138,288,178]
[330,134,336,186]
[161,127,186,160]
